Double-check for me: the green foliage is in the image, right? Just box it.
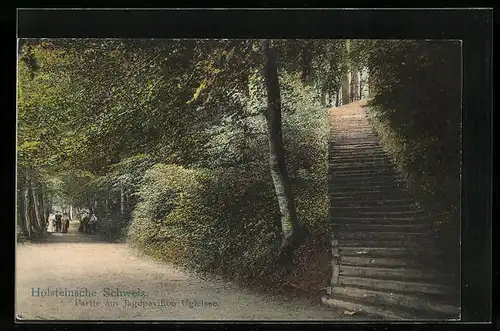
[127,69,329,280]
[361,41,461,275]
[96,212,130,242]
[128,163,278,276]
[365,40,461,224]
[280,72,329,234]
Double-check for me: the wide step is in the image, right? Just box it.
[335,223,431,232]
[340,239,438,249]
[339,265,448,282]
[339,276,454,296]
[338,231,434,241]
[340,256,427,268]
[321,296,412,320]
[327,287,460,319]
[340,247,439,259]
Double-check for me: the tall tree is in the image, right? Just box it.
[262,40,307,265]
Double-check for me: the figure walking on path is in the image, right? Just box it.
[55,213,62,232]
[61,213,70,233]
[88,213,98,234]
[46,213,56,233]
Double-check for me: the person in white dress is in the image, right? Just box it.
[46,213,56,233]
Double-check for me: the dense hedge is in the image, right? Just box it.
[364,40,461,273]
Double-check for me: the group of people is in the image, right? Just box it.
[46,212,70,233]
[45,209,99,235]
[79,211,98,234]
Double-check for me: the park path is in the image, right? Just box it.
[16,221,345,321]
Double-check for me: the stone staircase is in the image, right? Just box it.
[322,100,460,320]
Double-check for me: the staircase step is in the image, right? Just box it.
[330,197,414,205]
[339,265,447,282]
[330,188,411,195]
[340,239,437,249]
[330,153,388,160]
[332,211,427,218]
[331,163,397,171]
[334,223,431,232]
[330,159,393,166]
[330,199,418,206]
[338,231,435,242]
[330,167,402,174]
[332,139,380,143]
[332,136,379,141]
[339,276,454,296]
[330,131,375,136]
[327,287,460,319]
[340,256,426,268]
[330,210,422,218]
[329,147,386,153]
[329,184,407,192]
[332,137,379,142]
[329,179,405,187]
[321,296,412,320]
[333,135,379,141]
[332,147,382,152]
[332,175,404,181]
[330,172,401,179]
[333,214,418,220]
[330,193,413,201]
[331,205,419,211]
[329,151,387,157]
[332,165,397,172]
[333,220,430,227]
[329,173,402,180]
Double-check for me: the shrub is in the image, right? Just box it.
[95,212,130,242]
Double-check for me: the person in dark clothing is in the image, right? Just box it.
[61,213,70,233]
[55,214,62,232]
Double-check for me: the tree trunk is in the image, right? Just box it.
[40,185,49,224]
[342,40,352,104]
[364,67,370,98]
[353,69,360,101]
[301,41,313,84]
[341,68,350,105]
[17,188,28,237]
[262,40,307,267]
[29,184,42,235]
[31,182,44,232]
[38,187,48,230]
[359,78,364,100]
[24,186,32,240]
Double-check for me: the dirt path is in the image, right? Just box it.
[16,221,344,321]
